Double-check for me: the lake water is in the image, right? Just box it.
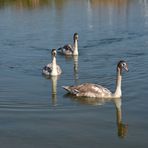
[0,0,148,147]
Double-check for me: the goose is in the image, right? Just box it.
[62,60,128,98]
[58,33,79,56]
[42,49,62,76]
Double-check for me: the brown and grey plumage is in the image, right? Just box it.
[62,60,128,98]
[42,49,62,76]
[58,33,79,56]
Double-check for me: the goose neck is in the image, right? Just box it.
[73,39,78,55]
[51,56,57,76]
[113,68,122,98]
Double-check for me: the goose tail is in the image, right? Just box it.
[62,86,71,92]
[62,86,79,95]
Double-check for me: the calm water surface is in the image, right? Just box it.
[0,0,148,147]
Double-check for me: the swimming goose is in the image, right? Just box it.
[58,33,79,56]
[42,49,62,76]
[62,60,128,98]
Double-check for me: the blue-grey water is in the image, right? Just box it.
[0,0,148,147]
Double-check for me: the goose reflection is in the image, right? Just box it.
[62,55,79,84]
[64,94,112,106]
[64,95,128,138]
[73,55,79,85]
[50,76,58,106]
[113,98,128,138]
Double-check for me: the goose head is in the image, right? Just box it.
[73,33,78,41]
[51,49,57,57]
[117,60,128,75]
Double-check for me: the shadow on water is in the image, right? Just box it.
[64,94,128,138]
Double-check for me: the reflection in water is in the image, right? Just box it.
[62,55,79,85]
[0,0,68,9]
[142,0,148,26]
[73,55,79,85]
[65,95,128,138]
[89,0,128,7]
[0,0,131,13]
[87,0,93,29]
[53,0,68,9]
[50,76,58,106]
[113,98,128,138]
[65,94,112,106]
[0,0,51,9]
[43,75,59,106]
[0,0,129,9]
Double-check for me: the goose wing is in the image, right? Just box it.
[58,44,73,55]
[42,63,52,75]
[56,64,62,75]
[63,83,112,98]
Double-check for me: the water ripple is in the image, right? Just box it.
[84,37,124,48]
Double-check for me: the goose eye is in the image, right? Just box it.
[122,63,126,67]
